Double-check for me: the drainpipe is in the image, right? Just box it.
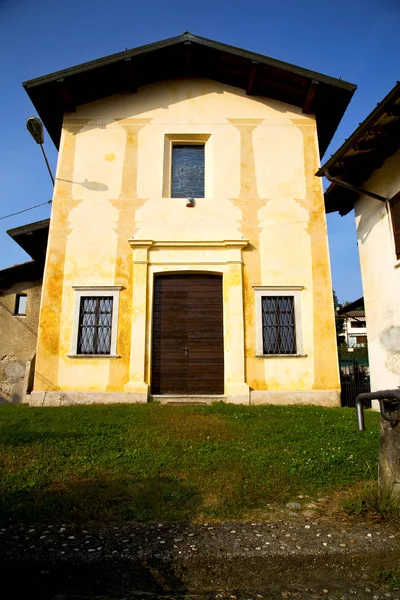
[324,171,387,203]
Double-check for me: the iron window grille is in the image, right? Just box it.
[171,144,205,198]
[77,296,113,354]
[262,295,296,354]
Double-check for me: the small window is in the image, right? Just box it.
[350,320,365,328]
[77,296,113,354]
[171,144,204,198]
[14,294,27,315]
[254,286,304,357]
[262,296,296,354]
[390,191,400,259]
[70,286,121,358]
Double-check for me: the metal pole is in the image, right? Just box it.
[356,396,366,431]
[324,171,387,203]
[39,143,55,186]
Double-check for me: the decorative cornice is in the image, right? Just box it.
[63,120,315,129]
[128,239,249,249]
[252,285,304,291]
[128,239,153,249]
[72,285,124,291]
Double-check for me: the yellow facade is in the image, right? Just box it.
[30,79,340,406]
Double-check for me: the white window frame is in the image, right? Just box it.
[163,134,211,199]
[68,286,122,358]
[253,286,305,358]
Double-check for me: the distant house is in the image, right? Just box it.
[0,219,49,403]
[337,297,367,351]
[318,82,400,392]
[23,33,356,406]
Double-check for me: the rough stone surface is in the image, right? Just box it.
[1,519,400,599]
[3,359,25,382]
[0,277,42,403]
[286,502,302,510]
[0,355,27,404]
[379,418,400,500]
[29,391,148,406]
[250,390,341,406]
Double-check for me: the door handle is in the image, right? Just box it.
[184,346,188,356]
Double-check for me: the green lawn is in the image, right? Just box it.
[0,403,380,525]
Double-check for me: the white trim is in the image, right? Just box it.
[67,354,120,359]
[254,286,304,356]
[128,239,249,249]
[70,286,122,357]
[163,134,211,199]
[255,354,307,358]
[72,285,123,291]
[253,285,304,291]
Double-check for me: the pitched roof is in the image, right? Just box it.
[0,260,44,289]
[317,82,400,215]
[337,297,364,315]
[7,218,50,262]
[23,32,356,157]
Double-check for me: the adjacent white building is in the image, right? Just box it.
[337,297,367,351]
[318,82,400,392]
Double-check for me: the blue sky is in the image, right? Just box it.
[0,0,399,303]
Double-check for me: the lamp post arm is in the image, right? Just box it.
[40,144,55,186]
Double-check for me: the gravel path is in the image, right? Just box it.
[1,518,400,599]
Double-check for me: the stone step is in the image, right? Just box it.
[151,395,226,405]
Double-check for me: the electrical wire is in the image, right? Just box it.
[0,200,52,221]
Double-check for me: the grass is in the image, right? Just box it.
[0,402,381,525]
[342,480,400,524]
[377,569,400,592]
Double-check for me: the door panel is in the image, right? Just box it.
[151,274,224,395]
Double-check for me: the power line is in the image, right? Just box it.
[0,200,52,222]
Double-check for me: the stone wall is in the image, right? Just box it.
[0,278,42,403]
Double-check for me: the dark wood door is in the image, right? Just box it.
[151,274,224,395]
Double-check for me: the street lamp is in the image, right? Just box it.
[26,116,54,185]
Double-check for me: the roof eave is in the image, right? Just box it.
[317,81,400,178]
[22,32,357,154]
[7,218,50,262]
[23,32,356,93]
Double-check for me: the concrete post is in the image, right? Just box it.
[379,418,400,498]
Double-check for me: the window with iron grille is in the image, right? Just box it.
[171,144,205,198]
[77,296,113,355]
[254,286,304,357]
[262,296,296,354]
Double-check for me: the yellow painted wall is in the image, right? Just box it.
[33,79,339,400]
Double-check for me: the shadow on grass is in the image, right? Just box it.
[0,476,202,598]
[0,427,84,445]
[0,474,201,525]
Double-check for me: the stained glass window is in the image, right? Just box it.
[262,296,296,354]
[171,145,205,198]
